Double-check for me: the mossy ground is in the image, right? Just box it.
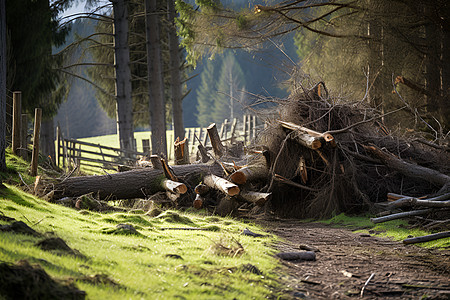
[321,213,450,248]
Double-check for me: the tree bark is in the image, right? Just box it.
[54,162,224,200]
[0,0,5,171]
[168,0,184,141]
[112,0,134,153]
[145,0,167,157]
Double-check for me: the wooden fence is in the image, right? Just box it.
[56,115,262,172]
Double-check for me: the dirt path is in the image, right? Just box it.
[265,221,450,299]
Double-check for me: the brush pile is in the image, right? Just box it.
[45,83,449,229]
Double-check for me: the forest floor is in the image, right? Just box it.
[263,220,450,299]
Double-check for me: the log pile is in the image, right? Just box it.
[44,82,449,225]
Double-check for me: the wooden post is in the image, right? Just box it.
[12,91,21,155]
[207,123,225,158]
[142,139,150,155]
[30,108,42,176]
[20,114,28,159]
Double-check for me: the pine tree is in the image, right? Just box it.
[196,58,218,127]
[214,51,245,122]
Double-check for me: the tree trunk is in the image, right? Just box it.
[168,0,184,141]
[112,0,134,153]
[0,0,6,171]
[424,5,441,123]
[40,118,55,160]
[145,0,167,157]
[54,163,224,200]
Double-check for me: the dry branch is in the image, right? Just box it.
[365,145,450,188]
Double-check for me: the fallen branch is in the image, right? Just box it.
[403,231,450,245]
[370,209,433,224]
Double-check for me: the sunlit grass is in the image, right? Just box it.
[0,181,281,299]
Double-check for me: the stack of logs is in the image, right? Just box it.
[50,122,275,215]
[45,83,450,245]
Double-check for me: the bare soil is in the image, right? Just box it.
[265,221,450,299]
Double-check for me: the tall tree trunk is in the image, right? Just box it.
[168,0,184,141]
[367,1,383,114]
[112,0,134,153]
[440,23,449,130]
[40,118,55,160]
[0,0,6,171]
[145,0,167,157]
[424,5,441,123]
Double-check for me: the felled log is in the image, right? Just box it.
[194,184,209,195]
[193,194,204,209]
[203,174,240,196]
[370,209,433,224]
[174,137,190,165]
[365,145,450,188]
[278,120,335,148]
[207,123,225,158]
[276,251,316,261]
[230,164,268,185]
[403,231,450,245]
[53,163,224,200]
[162,179,187,194]
[239,191,271,206]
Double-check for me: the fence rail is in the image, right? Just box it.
[56,115,262,172]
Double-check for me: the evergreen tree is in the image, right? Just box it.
[6,0,69,117]
[214,51,245,122]
[196,58,218,127]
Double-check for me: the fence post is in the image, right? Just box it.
[12,91,21,155]
[30,108,42,176]
[20,113,27,159]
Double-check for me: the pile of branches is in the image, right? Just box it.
[44,83,449,226]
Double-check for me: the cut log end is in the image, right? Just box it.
[230,171,247,185]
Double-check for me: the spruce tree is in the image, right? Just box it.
[196,58,218,127]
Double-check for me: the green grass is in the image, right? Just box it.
[0,189,282,299]
[0,151,283,299]
[321,213,450,248]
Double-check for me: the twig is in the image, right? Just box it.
[17,172,31,191]
[403,231,450,245]
[360,273,375,298]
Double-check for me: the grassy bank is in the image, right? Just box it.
[0,151,283,299]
